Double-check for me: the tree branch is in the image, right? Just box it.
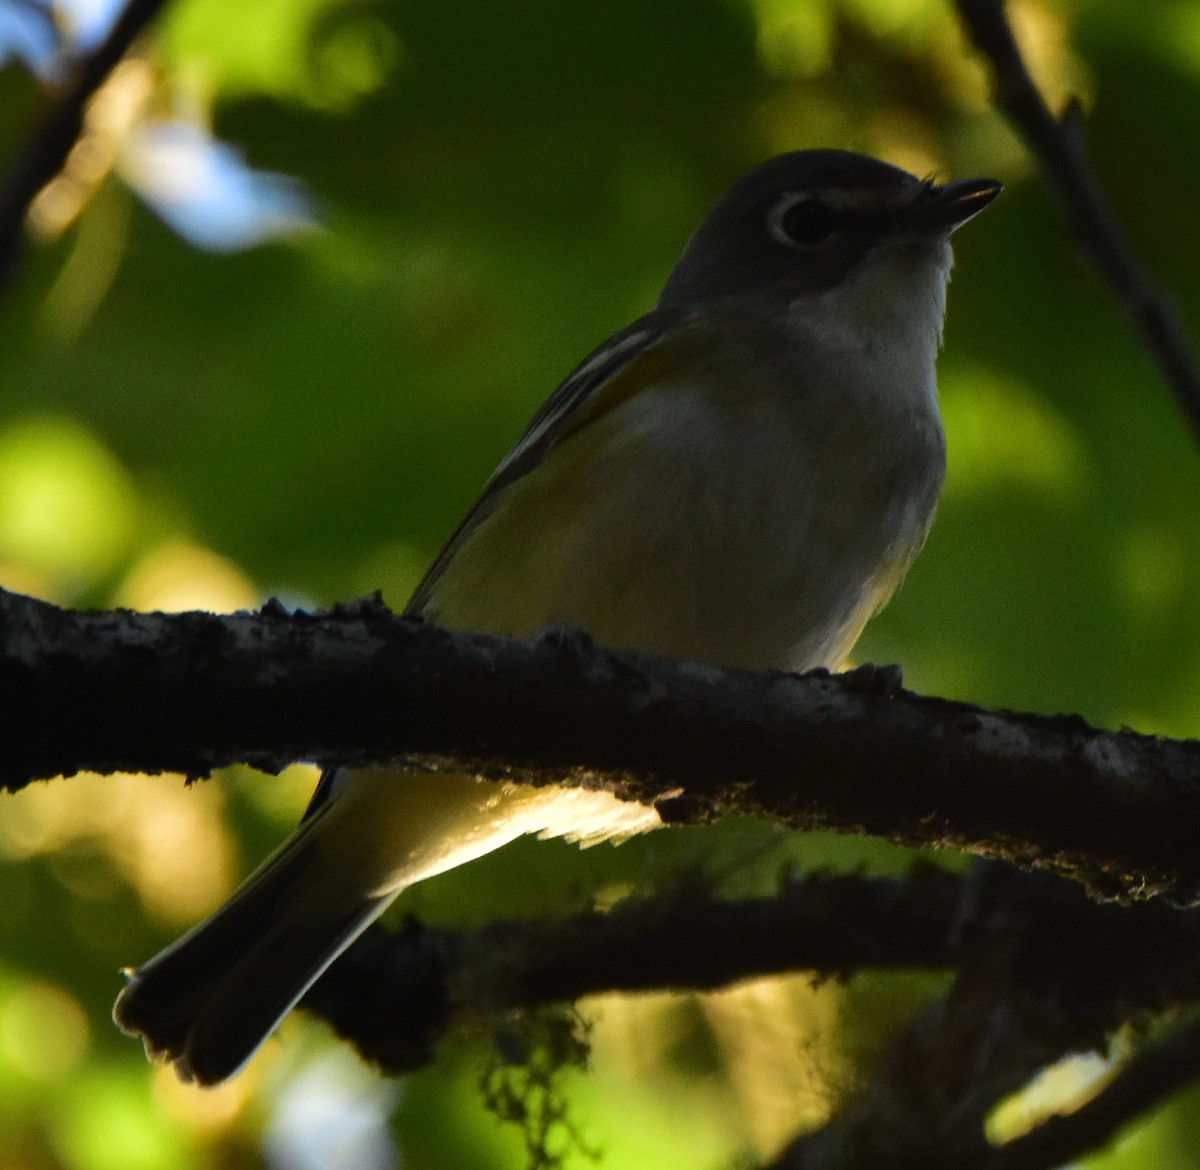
[300,863,1200,1169]
[0,0,173,299]
[4,586,1200,904]
[766,864,1200,1170]
[303,869,965,1072]
[7,587,1200,1162]
[954,0,1200,442]
[304,865,1200,1077]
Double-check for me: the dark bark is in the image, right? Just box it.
[4,586,1200,905]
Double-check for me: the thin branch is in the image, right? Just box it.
[954,0,1200,441]
[5,586,1200,904]
[0,0,173,298]
[307,861,1200,1166]
[304,864,1200,1083]
[304,870,966,1072]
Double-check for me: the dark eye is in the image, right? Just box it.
[771,196,838,249]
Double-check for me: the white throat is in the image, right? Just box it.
[798,235,953,413]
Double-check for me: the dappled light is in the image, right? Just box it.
[117,119,317,252]
[987,1048,1118,1144]
[0,416,137,598]
[47,1067,196,1170]
[2,0,1200,1167]
[116,541,257,613]
[159,0,401,106]
[26,57,154,244]
[0,771,236,927]
[150,1061,252,1137]
[264,1050,401,1170]
[0,978,91,1082]
[700,977,846,1156]
[940,367,1090,503]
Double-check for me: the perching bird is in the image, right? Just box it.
[114,149,1000,1085]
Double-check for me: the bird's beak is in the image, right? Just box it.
[909,177,1003,233]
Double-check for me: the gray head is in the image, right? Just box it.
[659,150,1000,311]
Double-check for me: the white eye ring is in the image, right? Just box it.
[767,193,838,249]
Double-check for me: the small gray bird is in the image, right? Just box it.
[114,149,1000,1085]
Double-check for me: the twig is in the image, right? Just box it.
[0,0,173,298]
[954,0,1200,441]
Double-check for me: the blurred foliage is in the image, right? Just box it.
[1,0,1200,1167]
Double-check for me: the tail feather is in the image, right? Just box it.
[113,809,390,1086]
[114,769,661,1084]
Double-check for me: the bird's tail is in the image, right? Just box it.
[112,802,391,1087]
[113,768,661,1086]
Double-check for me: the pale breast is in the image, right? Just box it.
[424,332,945,674]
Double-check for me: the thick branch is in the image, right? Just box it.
[4,587,1200,903]
[954,0,1200,441]
[0,0,173,298]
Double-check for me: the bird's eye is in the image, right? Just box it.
[770,195,838,249]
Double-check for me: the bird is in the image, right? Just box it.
[113,149,1000,1086]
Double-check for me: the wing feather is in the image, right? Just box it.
[405,310,680,615]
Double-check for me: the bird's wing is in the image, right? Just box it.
[405,309,681,615]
